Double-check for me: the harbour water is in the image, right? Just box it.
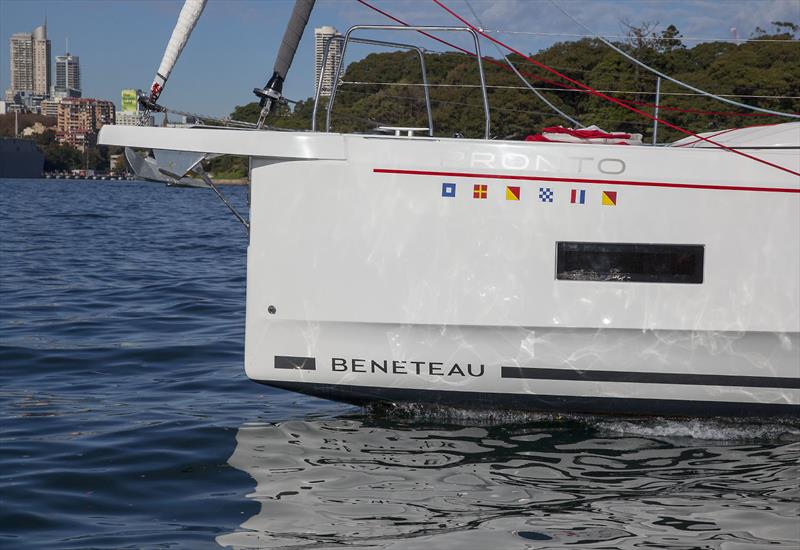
[1,179,798,549]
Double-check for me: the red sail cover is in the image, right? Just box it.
[526,125,643,145]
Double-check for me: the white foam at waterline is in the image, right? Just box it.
[367,402,800,441]
[595,417,800,442]
[366,402,578,426]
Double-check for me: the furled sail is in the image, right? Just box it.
[273,0,315,83]
[141,0,207,110]
[254,0,316,126]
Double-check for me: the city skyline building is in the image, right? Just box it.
[115,110,154,126]
[32,23,51,96]
[314,26,342,97]
[55,51,81,97]
[40,98,61,117]
[9,33,33,98]
[56,97,115,150]
[7,21,51,101]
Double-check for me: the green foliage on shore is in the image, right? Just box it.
[37,131,82,171]
[0,115,118,172]
[213,21,799,179]
[31,129,114,172]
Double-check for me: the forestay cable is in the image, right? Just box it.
[432,0,800,178]
[549,0,800,119]
[355,0,782,122]
[464,0,583,127]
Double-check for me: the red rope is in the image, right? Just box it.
[620,98,780,117]
[356,0,790,121]
[360,0,780,121]
[355,0,576,90]
[432,0,799,177]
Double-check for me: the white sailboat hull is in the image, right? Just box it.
[98,125,800,416]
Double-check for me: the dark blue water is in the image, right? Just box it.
[1,179,798,549]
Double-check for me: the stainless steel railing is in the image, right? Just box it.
[315,25,491,139]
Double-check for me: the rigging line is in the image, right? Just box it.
[355,0,629,130]
[338,87,653,124]
[339,80,800,99]
[355,0,795,122]
[339,81,781,117]
[602,92,800,100]
[422,59,790,116]
[432,0,800,178]
[157,96,299,128]
[549,0,800,119]
[464,0,582,127]
[355,0,474,54]
[353,0,789,121]
[480,29,800,44]
[354,0,579,92]
[158,105,257,128]
[619,98,779,117]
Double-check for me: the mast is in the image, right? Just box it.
[253,0,316,128]
[140,0,208,112]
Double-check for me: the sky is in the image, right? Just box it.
[1,0,798,118]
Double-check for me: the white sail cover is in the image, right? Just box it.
[149,0,207,101]
[670,123,800,148]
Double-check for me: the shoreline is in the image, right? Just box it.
[16,176,251,185]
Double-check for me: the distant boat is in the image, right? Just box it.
[99,0,799,417]
[0,138,43,178]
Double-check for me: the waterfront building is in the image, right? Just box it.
[115,111,139,126]
[55,52,81,97]
[6,91,47,113]
[121,89,140,113]
[314,26,343,97]
[7,22,51,101]
[21,121,49,137]
[116,110,154,126]
[115,89,153,126]
[56,98,115,150]
[9,33,34,97]
[51,88,81,100]
[40,98,61,117]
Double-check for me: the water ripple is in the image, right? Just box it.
[217,419,800,549]
[1,180,798,549]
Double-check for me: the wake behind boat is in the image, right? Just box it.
[99,0,800,417]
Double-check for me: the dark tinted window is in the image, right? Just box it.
[556,242,704,283]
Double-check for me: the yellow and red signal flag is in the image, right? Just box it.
[602,191,618,206]
[506,186,521,201]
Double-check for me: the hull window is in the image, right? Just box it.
[556,242,704,283]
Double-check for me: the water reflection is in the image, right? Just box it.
[218,415,800,549]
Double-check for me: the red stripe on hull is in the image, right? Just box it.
[373,168,800,194]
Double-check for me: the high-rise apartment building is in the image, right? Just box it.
[40,98,62,117]
[32,24,51,96]
[314,26,343,97]
[55,53,81,97]
[8,22,51,100]
[9,33,34,95]
[56,98,115,150]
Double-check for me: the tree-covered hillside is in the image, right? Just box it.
[211,21,798,177]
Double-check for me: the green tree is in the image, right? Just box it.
[212,24,799,147]
[42,142,82,171]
